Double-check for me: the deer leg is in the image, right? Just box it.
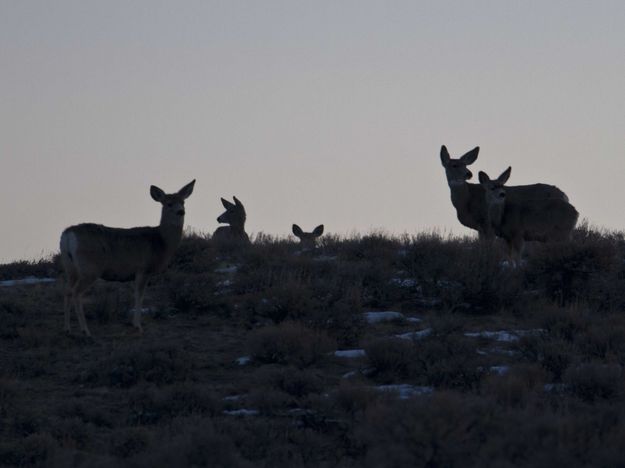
[72,277,95,337]
[132,274,148,333]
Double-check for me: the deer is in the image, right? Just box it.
[478,168,578,266]
[213,196,250,244]
[292,224,324,249]
[440,145,569,240]
[59,180,196,336]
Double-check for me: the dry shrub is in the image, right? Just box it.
[249,321,335,367]
[579,319,625,362]
[528,232,621,306]
[334,381,379,416]
[0,379,18,416]
[50,416,94,449]
[253,366,324,398]
[564,362,624,402]
[127,417,251,468]
[0,433,57,467]
[82,343,193,388]
[56,401,113,428]
[519,336,576,380]
[366,333,482,389]
[128,383,219,425]
[165,271,221,314]
[0,257,57,280]
[365,338,416,378]
[110,427,151,459]
[253,282,319,323]
[0,299,26,339]
[481,364,547,408]
[169,233,216,273]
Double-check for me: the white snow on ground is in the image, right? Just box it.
[375,384,434,399]
[0,277,56,287]
[342,368,376,379]
[476,347,521,357]
[363,311,405,324]
[406,317,423,323]
[488,366,510,376]
[223,409,259,416]
[395,328,433,340]
[235,356,252,366]
[214,265,239,274]
[223,395,244,402]
[334,349,366,359]
[464,329,545,342]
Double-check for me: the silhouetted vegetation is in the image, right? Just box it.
[2,227,625,466]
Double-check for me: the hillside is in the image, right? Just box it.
[2,226,625,467]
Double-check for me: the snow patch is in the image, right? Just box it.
[406,317,423,323]
[334,349,366,359]
[363,311,405,324]
[0,277,56,287]
[465,329,545,343]
[223,395,244,402]
[488,366,510,376]
[223,409,259,417]
[476,347,520,357]
[395,328,433,341]
[235,356,252,366]
[375,384,433,399]
[214,265,239,274]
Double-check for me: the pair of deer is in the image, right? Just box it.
[440,145,578,264]
[60,183,324,336]
[213,196,324,249]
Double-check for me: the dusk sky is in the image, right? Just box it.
[1,1,624,262]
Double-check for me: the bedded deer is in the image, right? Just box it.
[478,168,578,266]
[292,224,324,249]
[60,180,196,336]
[213,196,250,244]
[440,145,569,240]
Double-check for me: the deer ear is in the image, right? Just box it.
[312,225,324,237]
[292,224,304,237]
[233,196,244,208]
[460,147,479,165]
[497,167,511,184]
[178,180,195,199]
[221,198,234,209]
[440,145,450,166]
[150,185,166,202]
[478,171,490,185]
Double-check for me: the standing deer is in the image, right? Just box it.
[478,168,578,265]
[440,145,569,240]
[292,224,324,249]
[60,180,196,336]
[213,196,250,244]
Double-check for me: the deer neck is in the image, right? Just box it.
[487,201,504,231]
[229,219,246,236]
[448,181,472,211]
[158,215,185,249]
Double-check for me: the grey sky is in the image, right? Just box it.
[1,1,624,262]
